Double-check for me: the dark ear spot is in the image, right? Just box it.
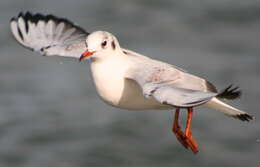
[101,40,107,49]
[111,41,116,50]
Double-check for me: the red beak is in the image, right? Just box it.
[79,50,95,62]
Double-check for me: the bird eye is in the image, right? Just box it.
[101,40,107,48]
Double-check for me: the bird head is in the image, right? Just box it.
[79,31,120,61]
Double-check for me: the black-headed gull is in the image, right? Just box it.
[10,12,254,154]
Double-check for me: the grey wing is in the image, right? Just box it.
[10,12,89,58]
[143,83,217,107]
[126,62,218,108]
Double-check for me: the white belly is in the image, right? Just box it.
[90,60,171,110]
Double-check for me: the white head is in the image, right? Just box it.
[79,31,121,61]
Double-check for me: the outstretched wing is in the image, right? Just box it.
[125,59,218,108]
[10,12,89,58]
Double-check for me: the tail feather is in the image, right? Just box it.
[235,113,254,122]
[217,84,241,100]
[204,98,254,122]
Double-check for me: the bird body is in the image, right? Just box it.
[10,12,254,153]
[90,49,174,110]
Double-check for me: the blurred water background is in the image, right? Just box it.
[0,0,260,166]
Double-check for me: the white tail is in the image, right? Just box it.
[204,97,254,121]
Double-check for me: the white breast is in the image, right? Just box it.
[90,58,126,106]
[90,57,171,110]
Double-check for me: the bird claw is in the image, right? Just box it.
[185,135,199,153]
[174,130,189,149]
[173,129,199,153]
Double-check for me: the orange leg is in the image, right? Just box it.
[172,109,189,149]
[171,107,199,154]
[184,107,199,154]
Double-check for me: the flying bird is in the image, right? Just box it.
[10,12,254,154]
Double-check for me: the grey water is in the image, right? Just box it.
[0,0,259,166]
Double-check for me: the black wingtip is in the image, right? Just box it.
[10,11,88,35]
[10,11,26,22]
[217,84,242,100]
[18,11,24,18]
[234,113,255,122]
[10,17,17,22]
